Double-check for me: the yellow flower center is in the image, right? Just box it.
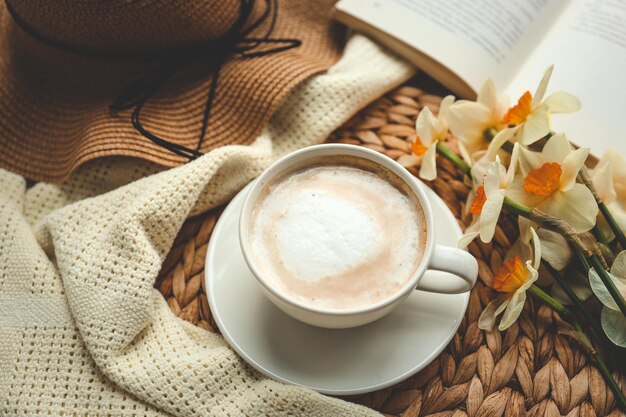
[493,256,530,293]
[523,162,562,196]
[502,91,533,125]
[411,136,428,156]
[470,186,486,215]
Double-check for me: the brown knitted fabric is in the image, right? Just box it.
[0,0,345,182]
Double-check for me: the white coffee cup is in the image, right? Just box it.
[239,144,478,328]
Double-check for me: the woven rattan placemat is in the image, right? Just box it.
[155,77,626,417]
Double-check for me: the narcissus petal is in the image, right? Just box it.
[458,221,480,249]
[537,228,572,270]
[485,127,519,161]
[544,185,598,233]
[561,147,590,191]
[592,156,616,205]
[418,143,438,181]
[478,296,510,330]
[551,268,593,305]
[480,191,504,243]
[499,290,526,330]
[611,251,626,279]
[397,154,420,168]
[519,106,551,145]
[533,65,554,106]
[589,267,626,311]
[438,95,455,123]
[543,91,581,113]
[506,175,546,208]
[415,107,438,146]
[601,307,626,347]
[447,101,491,146]
[542,133,572,163]
[478,78,499,109]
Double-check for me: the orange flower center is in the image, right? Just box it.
[502,91,533,125]
[470,186,486,215]
[411,136,428,156]
[493,256,530,293]
[523,162,562,196]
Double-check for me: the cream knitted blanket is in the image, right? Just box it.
[0,35,414,416]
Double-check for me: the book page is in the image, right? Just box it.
[335,0,565,94]
[506,0,626,155]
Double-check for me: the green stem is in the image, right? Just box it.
[599,201,626,249]
[592,223,610,246]
[501,198,626,332]
[528,285,573,318]
[573,245,592,271]
[435,142,472,178]
[528,285,626,411]
[502,196,532,217]
[437,138,626,410]
[542,261,605,341]
[484,128,515,153]
[593,354,626,412]
[501,140,514,153]
[589,255,626,318]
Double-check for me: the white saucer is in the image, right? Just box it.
[206,181,469,395]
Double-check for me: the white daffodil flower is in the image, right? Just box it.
[589,250,626,347]
[458,143,519,247]
[478,228,541,331]
[502,66,580,145]
[448,79,508,164]
[591,149,626,240]
[506,133,598,233]
[517,216,572,273]
[398,95,454,181]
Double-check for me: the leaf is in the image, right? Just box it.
[611,250,626,278]
[601,306,626,347]
[588,267,626,311]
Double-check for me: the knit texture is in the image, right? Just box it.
[0,0,345,182]
[0,35,415,416]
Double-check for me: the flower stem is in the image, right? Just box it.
[432,138,626,410]
[542,261,605,342]
[593,354,626,412]
[599,201,626,249]
[435,142,472,179]
[592,223,610,246]
[484,128,515,152]
[501,198,626,321]
[589,254,626,318]
[528,284,626,411]
[502,196,532,217]
[528,285,573,318]
[573,245,592,271]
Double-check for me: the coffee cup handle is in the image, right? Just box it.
[417,244,478,294]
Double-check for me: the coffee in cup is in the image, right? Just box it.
[239,144,478,328]
[248,155,427,310]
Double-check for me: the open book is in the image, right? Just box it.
[334,0,626,155]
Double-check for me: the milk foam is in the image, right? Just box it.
[249,164,426,310]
